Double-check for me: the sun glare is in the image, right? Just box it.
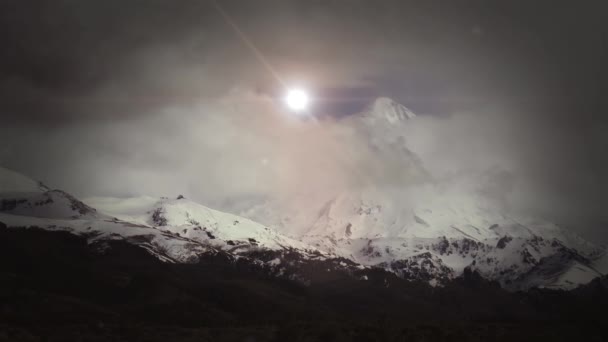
[285,89,309,111]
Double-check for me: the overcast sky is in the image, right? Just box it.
[1,1,607,241]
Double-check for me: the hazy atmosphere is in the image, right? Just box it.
[3,2,608,340]
[1,0,607,241]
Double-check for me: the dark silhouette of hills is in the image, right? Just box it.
[0,226,606,341]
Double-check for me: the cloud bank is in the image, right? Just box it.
[1,0,606,241]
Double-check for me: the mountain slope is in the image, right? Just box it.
[0,167,329,269]
[1,189,100,220]
[85,195,316,253]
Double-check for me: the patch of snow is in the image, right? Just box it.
[268,258,281,266]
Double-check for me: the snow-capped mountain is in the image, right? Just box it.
[360,97,416,125]
[83,195,315,253]
[290,183,603,290]
[1,163,605,290]
[1,97,605,291]
[235,97,606,290]
[345,97,429,183]
[0,167,331,269]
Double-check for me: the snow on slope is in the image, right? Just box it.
[296,177,604,289]
[258,171,601,287]
[0,167,324,266]
[85,196,316,253]
[0,212,209,263]
[81,195,159,220]
[0,167,207,262]
[1,190,101,220]
[303,181,597,253]
[360,97,416,125]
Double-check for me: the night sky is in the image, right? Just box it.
[1,1,607,240]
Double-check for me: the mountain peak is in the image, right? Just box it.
[363,97,416,124]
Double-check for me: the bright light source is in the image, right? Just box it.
[285,89,309,111]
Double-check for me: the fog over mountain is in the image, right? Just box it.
[3,2,608,340]
[1,0,607,242]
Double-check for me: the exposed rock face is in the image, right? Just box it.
[497,236,513,249]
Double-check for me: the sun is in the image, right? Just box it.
[285,89,309,111]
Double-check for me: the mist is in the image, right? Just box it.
[1,0,607,242]
[2,86,606,241]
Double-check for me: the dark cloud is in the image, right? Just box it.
[0,0,607,240]
[4,0,606,120]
